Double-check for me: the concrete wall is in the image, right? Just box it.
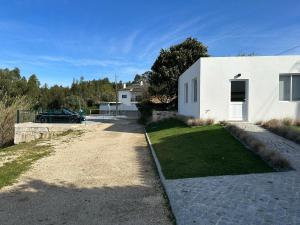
[179,55,300,122]
[152,111,177,122]
[178,59,201,118]
[14,123,84,144]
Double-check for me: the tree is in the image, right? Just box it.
[64,95,86,111]
[149,37,208,103]
[27,74,40,107]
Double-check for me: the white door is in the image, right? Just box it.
[229,80,248,121]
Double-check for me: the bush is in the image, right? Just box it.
[282,117,293,126]
[294,120,300,126]
[225,124,292,171]
[261,119,300,145]
[0,96,31,147]
[136,102,153,125]
[176,115,214,127]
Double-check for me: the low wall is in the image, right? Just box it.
[14,122,84,144]
[152,110,177,122]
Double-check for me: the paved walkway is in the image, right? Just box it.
[234,123,300,170]
[164,123,300,225]
[0,119,171,225]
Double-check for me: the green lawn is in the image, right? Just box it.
[146,119,274,179]
[0,141,52,189]
[292,126,300,131]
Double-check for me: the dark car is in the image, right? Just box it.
[35,109,85,123]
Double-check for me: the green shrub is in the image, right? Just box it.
[137,102,153,125]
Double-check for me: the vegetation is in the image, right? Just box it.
[226,124,292,171]
[0,129,85,189]
[176,115,214,126]
[149,37,208,104]
[0,96,31,147]
[0,141,52,188]
[0,68,120,110]
[259,119,300,145]
[146,119,273,179]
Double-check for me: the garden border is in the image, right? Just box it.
[144,128,177,224]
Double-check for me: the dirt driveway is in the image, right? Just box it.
[0,119,172,225]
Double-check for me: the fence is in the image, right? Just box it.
[87,108,140,118]
[16,110,40,123]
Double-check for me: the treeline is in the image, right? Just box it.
[1,37,211,113]
[0,68,120,111]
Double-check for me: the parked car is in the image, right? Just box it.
[35,109,85,123]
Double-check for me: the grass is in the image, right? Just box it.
[146,119,274,179]
[0,141,52,189]
[0,129,85,189]
[292,126,300,131]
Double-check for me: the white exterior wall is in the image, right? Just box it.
[178,59,201,118]
[199,56,300,122]
[117,90,138,111]
[118,90,132,105]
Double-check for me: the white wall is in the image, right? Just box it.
[199,56,300,122]
[118,90,132,105]
[178,59,201,118]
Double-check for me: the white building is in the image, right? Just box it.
[99,81,145,112]
[178,55,300,122]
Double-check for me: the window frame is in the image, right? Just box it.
[279,73,300,102]
[122,94,127,99]
[192,78,198,103]
[184,82,188,104]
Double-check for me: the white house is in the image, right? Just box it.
[99,81,145,112]
[178,55,300,122]
[117,82,145,111]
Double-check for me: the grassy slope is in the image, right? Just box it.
[147,119,273,179]
[0,141,52,189]
[292,126,300,131]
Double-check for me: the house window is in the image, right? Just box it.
[135,95,142,101]
[184,83,188,103]
[231,81,246,102]
[279,74,300,101]
[292,76,300,101]
[122,94,127,99]
[192,78,197,102]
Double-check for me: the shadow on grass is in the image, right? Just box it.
[147,119,274,179]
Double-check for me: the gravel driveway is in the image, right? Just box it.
[0,119,171,225]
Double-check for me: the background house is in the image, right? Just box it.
[178,55,300,122]
[99,80,147,113]
[118,82,145,110]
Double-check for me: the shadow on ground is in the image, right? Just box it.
[0,119,172,225]
[0,179,169,225]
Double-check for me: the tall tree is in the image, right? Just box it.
[27,74,40,106]
[149,37,209,103]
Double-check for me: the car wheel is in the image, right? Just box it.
[70,117,77,123]
[40,117,46,123]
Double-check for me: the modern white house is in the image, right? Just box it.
[178,55,300,122]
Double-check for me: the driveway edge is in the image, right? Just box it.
[144,128,177,224]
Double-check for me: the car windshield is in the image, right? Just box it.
[62,109,72,115]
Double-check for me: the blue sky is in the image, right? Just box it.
[0,0,300,86]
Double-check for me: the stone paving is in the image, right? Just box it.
[163,123,300,225]
[234,123,300,170]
